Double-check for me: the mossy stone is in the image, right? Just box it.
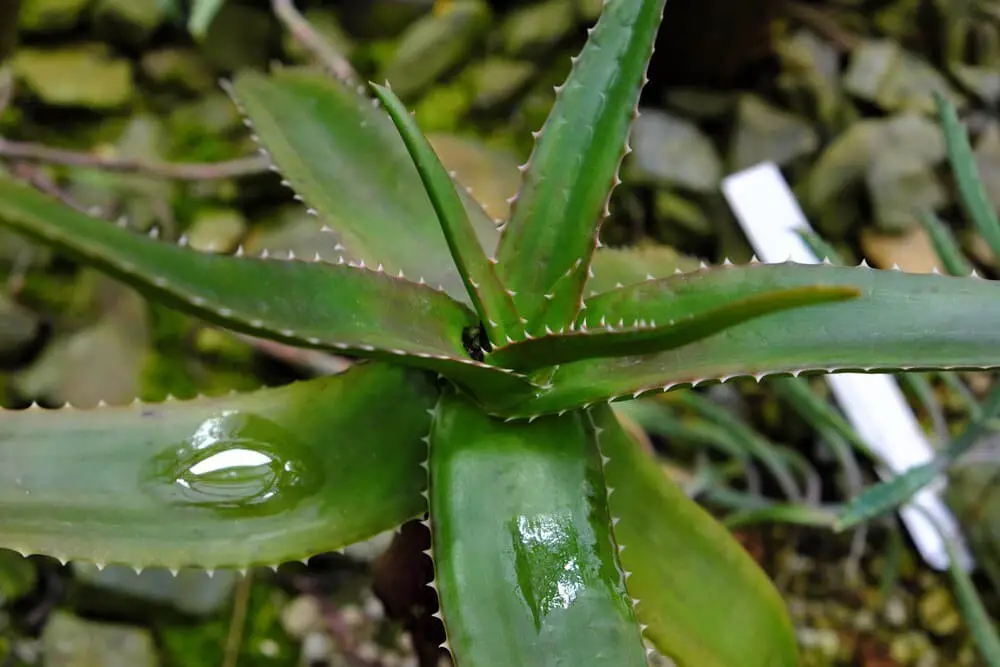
[12,44,133,109]
[18,0,91,32]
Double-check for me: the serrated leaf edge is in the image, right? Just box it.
[0,387,426,572]
[588,409,658,664]
[421,398,457,661]
[499,0,667,333]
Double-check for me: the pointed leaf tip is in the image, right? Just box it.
[228,68,501,306]
[0,179,535,400]
[370,83,523,345]
[488,264,1000,417]
[496,0,668,330]
[488,271,860,371]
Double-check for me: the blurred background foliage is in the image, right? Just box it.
[3,0,1000,665]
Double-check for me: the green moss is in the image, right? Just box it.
[413,84,473,133]
[12,44,134,109]
[157,580,298,667]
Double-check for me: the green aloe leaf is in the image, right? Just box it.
[495,0,666,330]
[489,264,1000,417]
[0,364,436,570]
[587,245,702,295]
[591,405,798,667]
[228,68,500,306]
[372,83,523,344]
[0,179,532,397]
[487,266,858,370]
[579,264,858,328]
[490,264,1000,417]
[429,392,645,666]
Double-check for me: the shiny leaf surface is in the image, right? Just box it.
[0,364,436,569]
[429,393,645,666]
[229,68,500,305]
[488,265,859,370]
[0,179,532,398]
[496,0,666,329]
[491,264,1000,416]
[591,405,798,667]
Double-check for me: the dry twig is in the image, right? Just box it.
[0,139,269,180]
[271,0,357,85]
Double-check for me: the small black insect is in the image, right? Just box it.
[461,324,492,362]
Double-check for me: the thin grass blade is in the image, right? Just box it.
[770,377,877,460]
[670,392,806,502]
[835,381,1000,530]
[918,210,974,277]
[936,92,1000,261]
[723,505,838,530]
[920,507,1000,666]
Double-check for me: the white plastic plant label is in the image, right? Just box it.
[721,161,972,571]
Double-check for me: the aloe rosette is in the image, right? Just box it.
[3,1,1000,665]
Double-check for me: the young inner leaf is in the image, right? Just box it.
[487,284,859,371]
[370,83,523,347]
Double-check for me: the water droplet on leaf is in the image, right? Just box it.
[142,411,322,516]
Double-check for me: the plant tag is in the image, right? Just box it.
[721,161,972,571]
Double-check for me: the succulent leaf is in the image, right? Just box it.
[590,405,798,667]
[489,264,1000,417]
[487,266,859,370]
[228,68,500,306]
[495,0,667,331]
[371,83,523,344]
[0,364,436,570]
[429,392,646,666]
[587,244,702,294]
[0,179,534,398]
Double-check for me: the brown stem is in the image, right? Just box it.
[271,0,357,85]
[0,139,269,179]
[232,332,353,376]
[0,67,13,120]
[9,162,93,212]
[786,2,860,51]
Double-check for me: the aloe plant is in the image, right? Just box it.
[3,1,1000,665]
